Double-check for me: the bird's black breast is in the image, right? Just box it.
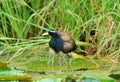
[49,37,63,53]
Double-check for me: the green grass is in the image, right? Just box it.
[0,0,120,73]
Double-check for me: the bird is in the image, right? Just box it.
[42,29,76,66]
[42,29,76,65]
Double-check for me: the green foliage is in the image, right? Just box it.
[0,0,119,38]
[0,0,120,80]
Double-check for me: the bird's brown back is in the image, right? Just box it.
[58,32,76,53]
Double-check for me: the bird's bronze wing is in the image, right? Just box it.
[58,32,76,53]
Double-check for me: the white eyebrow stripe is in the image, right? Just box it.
[49,30,56,32]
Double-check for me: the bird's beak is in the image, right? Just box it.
[42,32,49,36]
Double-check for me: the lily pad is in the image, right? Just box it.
[109,73,120,80]
[0,62,32,81]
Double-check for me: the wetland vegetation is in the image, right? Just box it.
[0,0,120,81]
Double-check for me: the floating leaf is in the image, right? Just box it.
[82,77,114,82]
[40,78,54,82]
[109,73,120,80]
[0,75,32,81]
[71,52,84,59]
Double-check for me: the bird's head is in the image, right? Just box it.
[42,29,59,37]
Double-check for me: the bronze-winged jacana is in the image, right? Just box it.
[43,29,76,65]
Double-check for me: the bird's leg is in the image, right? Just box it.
[47,54,50,65]
[51,54,55,66]
[47,53,53,65]
[47,53,56,66]
[47,53,51,65]
[47,48,56,66]
[58,51,67,65]
[62,53,73,66]
[68,53,73,66]
[63,53,73,66]
[58,51,72,65]
[58,54,62,65]
[58,55,67,65]
[62,55,68,65]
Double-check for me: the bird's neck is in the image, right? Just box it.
[52,34,60,38]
